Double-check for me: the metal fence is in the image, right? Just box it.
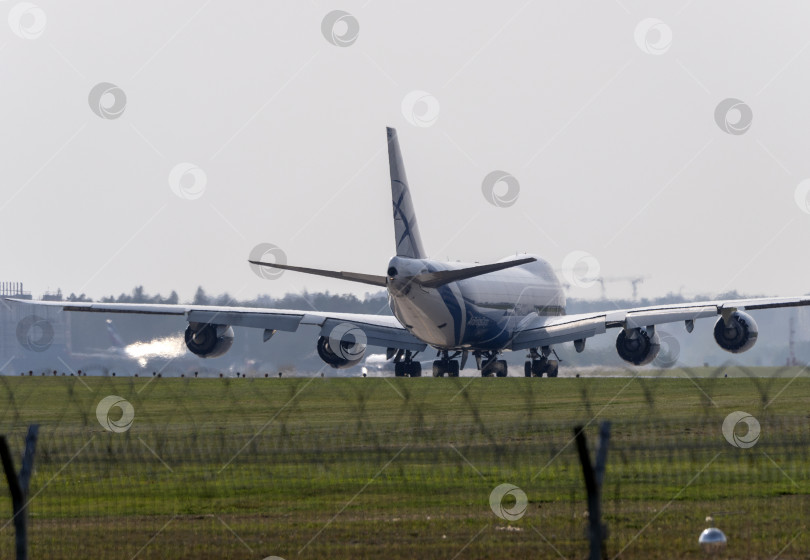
[0,370,808,559]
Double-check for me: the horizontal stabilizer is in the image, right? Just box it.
[412,257,536,289]
[248,261,388,287]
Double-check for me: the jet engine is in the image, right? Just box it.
[316,333,366,369]
[616,327,660,366]
[184,323,234,358]
[713,311,758,353]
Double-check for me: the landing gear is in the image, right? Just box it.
[433,351,460,377]
[475,351,508,377]
[432,361,443,377]
[525,348,560,377]
[394,350,422,377]
[394,361,421,377]
[482,359,508,377]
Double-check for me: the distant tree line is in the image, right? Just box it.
[61,286,392,315]
[56,285,769,315]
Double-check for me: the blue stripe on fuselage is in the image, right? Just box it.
[426,263,463,345]
[460,297,511,349]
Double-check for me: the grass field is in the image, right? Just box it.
[0,368,808,559]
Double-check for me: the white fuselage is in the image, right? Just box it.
[386,254,565,351]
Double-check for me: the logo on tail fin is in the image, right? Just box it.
[387,128,426,259]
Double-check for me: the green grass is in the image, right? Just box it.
[0,369,808,558]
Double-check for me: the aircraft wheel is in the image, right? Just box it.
[409,362,422,377]
[394,362,406,377]
[546,360,559,378]
[495,360,508,377]
[432,360,445,377]
[524,361,532,377]
[531,359,548,377]
[449,360,460,377]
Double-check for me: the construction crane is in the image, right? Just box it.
[581,276,650,299]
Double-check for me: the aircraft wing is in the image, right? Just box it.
[509,295,810,351]
[7,299,427,352]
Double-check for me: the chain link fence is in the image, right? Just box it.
[0,368,808,559]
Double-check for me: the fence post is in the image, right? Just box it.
[0,424,40,560]
[574,421,611,560]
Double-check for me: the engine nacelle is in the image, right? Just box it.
[713,311,758,353]
[316,334,366,369]
[616,328,660,366]
[184,323,234,358]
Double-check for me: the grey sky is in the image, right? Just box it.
[2,1,809,303]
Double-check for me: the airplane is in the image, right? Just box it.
[11,127,810,377]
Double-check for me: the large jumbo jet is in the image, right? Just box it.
[12,128,810,377]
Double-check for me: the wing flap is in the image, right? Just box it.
[55,301,187,315]
[510,296,810,351]
[721,296,810,311]
[511,315,606,350]
[7,298,422,351]
[624,306,717,329]
[188,309,304,331]
[320,318,426,351]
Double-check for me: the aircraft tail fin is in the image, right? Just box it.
[387,127,426,259]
